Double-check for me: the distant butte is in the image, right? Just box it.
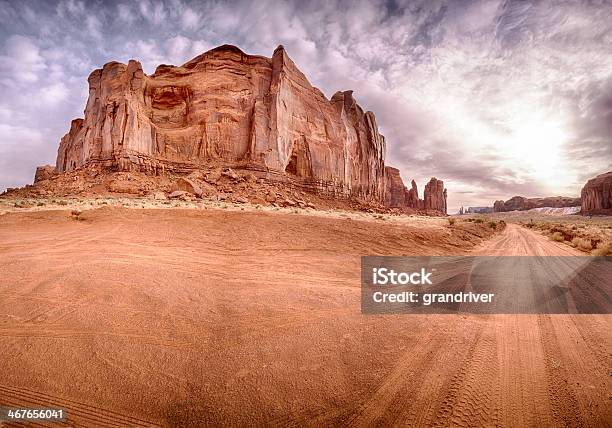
[9,44,448,214]
[581,171,612,215]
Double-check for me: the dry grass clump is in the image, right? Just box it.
[549,231,564,242]
[571,237,592,251]
[448,217,456,226]
[591,242,611,256]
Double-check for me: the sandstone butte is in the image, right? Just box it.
[22,44,447,214]
[581,171,612,215]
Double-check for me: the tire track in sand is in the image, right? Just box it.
[0,384,160,427]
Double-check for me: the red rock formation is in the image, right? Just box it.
[581,171,612,215]
[384,167,406,208]
[383,166,446,214]
[406,179,423,209]
[424,177,447,213]
[493,195,581,212]
[34,165,55,183]
[53,45,386,202]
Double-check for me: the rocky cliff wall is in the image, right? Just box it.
[55,45,386,202]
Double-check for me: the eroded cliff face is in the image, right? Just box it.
[383,166,447,214]
[55,45,386,202]
[581,171,612,215]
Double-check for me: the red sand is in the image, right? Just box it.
[0,208,609,426]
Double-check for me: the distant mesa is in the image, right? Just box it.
[464,207,493,214]
[9,44,447,214]
[490,171,612,216]
[493,196,581,213]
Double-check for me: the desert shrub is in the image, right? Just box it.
[58,200,68,206]
[488,221,497,229]
[448,217,456,226]
[591,242,611,256]
[549,232,564,242]
[37,201,45,206]
[571,237,592,251]
[475,218,484,224]
[70,209,82,221]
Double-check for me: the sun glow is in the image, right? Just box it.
[504,118,570,187]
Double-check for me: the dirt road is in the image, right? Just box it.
[0,210,609,427]
[473,223,582,256]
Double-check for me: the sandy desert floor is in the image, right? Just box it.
[0,205,610,427]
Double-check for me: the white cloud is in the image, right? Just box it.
[181,7,200,29]
[138,0,167,25]
[0,35,47,84]
[117,4,135,24]
[56,0,85,18]
[86,15,103,40]
[39,82,69,106]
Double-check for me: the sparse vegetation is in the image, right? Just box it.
[70,209,83,221]
[514,215,611,253]
[591,242,611,256]
[571,237,592,251]
[549,231,564,242]
[448,217,456,226]
[488,221,497,229]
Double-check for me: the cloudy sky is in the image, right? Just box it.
[1,0,611,211]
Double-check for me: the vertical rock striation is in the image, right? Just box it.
[581,171,612,215]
